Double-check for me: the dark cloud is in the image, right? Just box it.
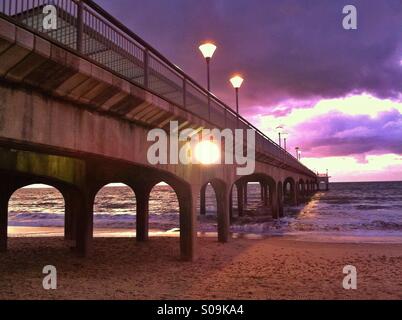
[95,0,402,111]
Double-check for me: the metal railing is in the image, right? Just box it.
[0,0,316,176]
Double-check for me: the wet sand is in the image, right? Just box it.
[1,227,402,300]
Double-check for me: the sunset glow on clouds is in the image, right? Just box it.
[96,0,402,182]
[301,154,402,182]
[252,94,402,181]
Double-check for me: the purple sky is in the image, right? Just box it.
[95,0,402,181]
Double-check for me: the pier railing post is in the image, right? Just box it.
[182,78,187,108]
[76,0,84,53]
[143,49,149,89]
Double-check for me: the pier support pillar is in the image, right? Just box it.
[178,188,197,261]
[299,183,306,203]
[229,187,233,222]
[278,183,284,218]
[214,184,230,243]
[263,183,269,207]
[0,189,10,252]
[292,186,298,206]
[236,182,244,217]
[75,190,94,257]
[135,183,153,242]
[260,182,264,201]
[243,182,248,207]
[270,187,279,219]
[200,184,207,215]
[64,191,78,241]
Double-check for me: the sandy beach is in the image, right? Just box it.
[0,227,401,300]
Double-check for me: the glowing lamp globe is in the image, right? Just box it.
[194,140,220,165]
[275,125,284,134]
[199,43,217,59]
[230,75,244,89]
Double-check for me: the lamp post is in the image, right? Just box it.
[230,75,244,118]
[282,132,288,151]
[298,149,302,161]
[276,125,284,147]
[199,43,217,120]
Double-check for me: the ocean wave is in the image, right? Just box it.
[353,205,390,210]
[6,182,402,241]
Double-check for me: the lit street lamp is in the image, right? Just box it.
[295,147,300,160]
[276,125,284,147]
[282,132,288,151]
[199,42,217,120]
[230,75,244,117]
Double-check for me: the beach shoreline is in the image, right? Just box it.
[1,227,401,300]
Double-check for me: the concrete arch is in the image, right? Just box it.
[0,171,82,252]
[283,177,297,206]
[0,147,198,260]
[298,178,305,193]
[199,178,230,243]
[232,173,279,219]
[148,181,180,235]
[93,182,137,235]
[131,175,196,261]
[8,182,66,233]
[298,178,306,203]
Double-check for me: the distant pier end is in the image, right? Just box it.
[317,173,330,191]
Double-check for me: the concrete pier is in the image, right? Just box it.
[0,6,318,262]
